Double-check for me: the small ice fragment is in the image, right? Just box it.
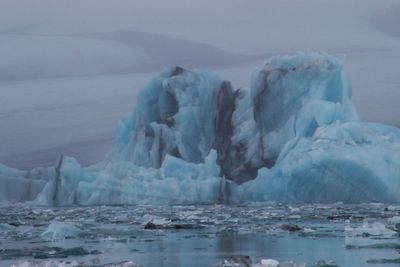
[302,227,315,233]
[260,259,279,267]
[116,261,142,267]
[388,216,400,224]
[278,262,306,267]
[314,259,338,266]
[214,256,252,267]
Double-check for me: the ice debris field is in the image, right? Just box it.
[1,53,400,205]
[1,203,400,266]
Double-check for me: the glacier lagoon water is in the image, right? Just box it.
[1,203,400,267]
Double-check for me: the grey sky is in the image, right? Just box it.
[1,0,399,54]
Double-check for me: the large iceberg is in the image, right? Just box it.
[1,53,399,205]
[105,53,358,183]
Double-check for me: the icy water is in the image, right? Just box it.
[1,204,400,267]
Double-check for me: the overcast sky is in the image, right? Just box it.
[1,0,399,54]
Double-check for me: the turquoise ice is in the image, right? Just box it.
[1,53,399,205]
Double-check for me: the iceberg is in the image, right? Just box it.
[35,150,221,205]
[1,53,399,205]
[0,163,53,204]
[104,66,223,168]
[230,53,358,182]
[105,53,358,183]
[233,122,400,203]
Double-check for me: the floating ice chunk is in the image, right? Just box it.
[277,262,306,267]
[344,219,398,248]
[9,260,141,267]
[214,256,252,267]
[386,205,400,211]
[345,220,396,238]
[10,260,80,267]
[142,214,171,226]
[113,262,142,267]
[42,221,81,240]
[314,260,338,267]
[260,259,279,267]
[388,216,400,224]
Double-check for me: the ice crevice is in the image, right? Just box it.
[1,53,400,205]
